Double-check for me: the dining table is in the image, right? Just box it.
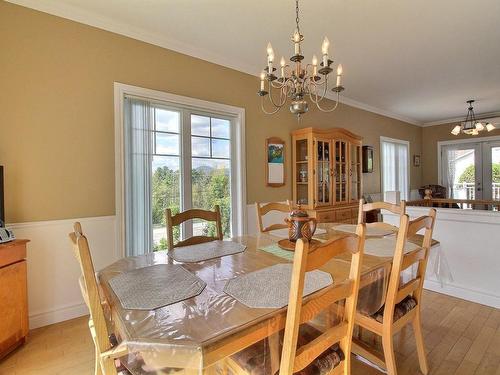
[97,222,439,374]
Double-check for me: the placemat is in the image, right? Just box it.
[333,224,396,237]
[168,240,246,263]
[224,263,333,308]
[258,244,294,261]
[109,264,206,310]
[364,238,420,258]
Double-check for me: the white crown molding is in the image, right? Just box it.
[7,0,427,127]
[337,95,422,125]
[422,111,500,127]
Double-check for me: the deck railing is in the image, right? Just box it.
[406,198,500,211]
[452,182,500,201]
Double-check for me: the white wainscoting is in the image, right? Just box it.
[7,216,118,329]
[384,207,500,308]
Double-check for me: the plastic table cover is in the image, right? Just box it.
[97,225,437,373]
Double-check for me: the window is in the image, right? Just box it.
[380,137,409,200]
[116,84,245,257]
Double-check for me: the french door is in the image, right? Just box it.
[483,141,500,200]
[440,140,500,201]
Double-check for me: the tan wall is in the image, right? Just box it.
[0,2,422,223]
[421,123,500,185]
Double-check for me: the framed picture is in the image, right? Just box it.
[413,154,421,167]
[266,137,285,187]
[362,146,374,173]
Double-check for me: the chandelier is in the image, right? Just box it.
[451,100,495,135]
[257,0,344,118]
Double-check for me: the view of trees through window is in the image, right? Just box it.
[152,109,232,251]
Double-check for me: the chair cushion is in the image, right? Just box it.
[371,296,417,323]
[230,324,344,375]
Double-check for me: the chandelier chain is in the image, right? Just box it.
[295,0,300,34]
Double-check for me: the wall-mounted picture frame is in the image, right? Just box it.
[413,154,421,167]
[362,145,374,173]
[266,137,285,187]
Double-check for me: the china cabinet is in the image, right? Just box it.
[292,127,362,223]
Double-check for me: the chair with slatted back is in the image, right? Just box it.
[69,223,128,375]
[255,201,292,233]
[353,209,436,375]
[357,199,406,225]
[166,205,223,251]
[226,225,366,375]
[357,200,406,238]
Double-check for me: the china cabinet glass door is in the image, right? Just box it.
[295,138,309,206]
[350,144,362,201]
[315,139,332,206]
[335,140,348,203]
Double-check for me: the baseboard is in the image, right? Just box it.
[424,279,500,308]
[29,302,89,329]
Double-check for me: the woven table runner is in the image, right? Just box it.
[168,240,246,263]
[109,264,206,310]
[333,224,396,237]
[364,237,420,258]
[224,263,333,309]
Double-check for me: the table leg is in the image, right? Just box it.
[269,332,281,374]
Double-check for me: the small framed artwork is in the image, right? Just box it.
[413,154,421,167]
[266,137,285,187]
[362,146,374,173]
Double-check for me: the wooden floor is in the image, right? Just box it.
[0,290,498,375]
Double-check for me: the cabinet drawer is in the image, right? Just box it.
[0,244,26,269]
[336,208,351,221]
[317,211,335,223]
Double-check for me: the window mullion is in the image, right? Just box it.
[181,109,193,239]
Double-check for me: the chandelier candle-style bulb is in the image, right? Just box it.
[322,37,330,66]
[260,71,266,91]
[267,43,274,75]
[312,55,318,76]
[293,30,301,54]
[280,57,286,77]
[336,64,343,87]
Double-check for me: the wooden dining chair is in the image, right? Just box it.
[353,209,436,375]
[166,205,223,250]
[226,225,366,375]
[357,199,406,225]
[255,201,292,233]
[69,222,128,375]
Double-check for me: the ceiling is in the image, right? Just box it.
[8,0,500,125]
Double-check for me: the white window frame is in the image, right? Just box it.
[380,136,410,200]
[114,83,246,257]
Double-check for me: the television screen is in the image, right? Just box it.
[0,166,4,226]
